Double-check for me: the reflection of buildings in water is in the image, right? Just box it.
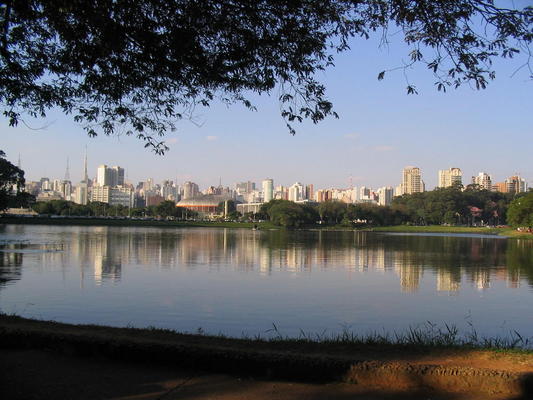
[471,269,491,290]
[393,251,424,292]
[69,227,124,284]
[259,247,272,276]
[53,228,530,292]
[436,269,460,292]
[397,264,423,292]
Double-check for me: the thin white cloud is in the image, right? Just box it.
[206,135,218,141]
[374,145,394,152]
[166,137,179,144]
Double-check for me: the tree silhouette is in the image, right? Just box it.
[1,1,531,152]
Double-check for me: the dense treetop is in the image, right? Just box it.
[0,150,31,211]
[1,1,531,152]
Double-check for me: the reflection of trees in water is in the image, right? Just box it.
[506,240,533,287]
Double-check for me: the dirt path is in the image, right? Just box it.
[1,315,532,399]
[0,348,506,400]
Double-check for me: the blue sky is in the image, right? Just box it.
[2,28,532,191]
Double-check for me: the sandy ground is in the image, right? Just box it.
[0,348,518,400]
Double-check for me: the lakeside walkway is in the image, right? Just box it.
[1,315,532,399]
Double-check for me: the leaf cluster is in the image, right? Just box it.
[0,150,26,211]
[0,1,530,150]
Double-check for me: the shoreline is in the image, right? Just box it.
[1,314,532,397]
[1,216,532,239]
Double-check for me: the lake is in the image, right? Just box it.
[1,224,532,340]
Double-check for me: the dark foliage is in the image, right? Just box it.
[0,150,28,211]
[1,1,531,151]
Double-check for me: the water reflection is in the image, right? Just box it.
[1,227,532,293]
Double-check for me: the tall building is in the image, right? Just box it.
[359,186,371,200]
[472,172,492,190]
[97,165,124,187]
[401,166,423,194]
[182,181,199,200]
[494,175,528,194]
[235,181,255,194]
[505,175,527,194]
[377,187,394,206]
[438,167,462,188]
[90,186,133,207]
[305,184,314,200]
[288,182,304,202]
[262,178,274,202]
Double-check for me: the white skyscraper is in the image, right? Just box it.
[97,165,124,187]
[262,178,274,202]
[288,182,304,202]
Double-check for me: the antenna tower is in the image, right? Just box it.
[64,157,70,181]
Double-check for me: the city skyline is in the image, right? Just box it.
[19,156,531,195]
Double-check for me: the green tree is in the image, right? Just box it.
[156,200,178,218]
[507,192,533,227]
[267,201,306,228]
[0,150,27,211]
[1,2,530,151]
[318,201,346,224]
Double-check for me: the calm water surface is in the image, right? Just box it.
[1,224,532,339]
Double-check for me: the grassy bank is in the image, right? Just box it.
[1,314,531,354]
[370,225,533,239]
[2,217,532,239]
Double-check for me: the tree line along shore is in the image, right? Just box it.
[3,185,532,235]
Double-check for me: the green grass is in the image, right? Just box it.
[369,225,533,239]
[1,313,531,353]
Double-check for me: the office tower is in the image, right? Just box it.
[97,165,125,187]
[111,166,125,186]
[401,166,423,194]
[472,172,492,190]
[377,187,394,206]
[182,181,199,199]
[236,181,256,194]
[262,178,274,202]
[305,184,314,200]
[438,168,462,188]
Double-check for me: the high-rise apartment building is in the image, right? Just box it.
[493,175,528,194]
[472,172,492,190]
[401,166,423,194]
[288,182,304,202]
[262,179,274,202]
[359,186,371,200]
[438,168,462,188]
[97,165,125,187]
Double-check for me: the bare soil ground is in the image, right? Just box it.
[1,315,532,400]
